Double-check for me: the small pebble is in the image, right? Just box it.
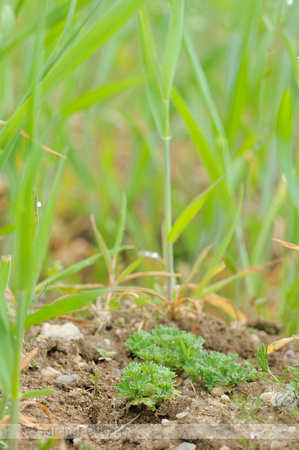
[221,394,229,403]
[104,338,111,346]
[73,437,82,448]
[175,443,196,450]
[175,377,183,387]
[55,374,79,388]
[211,386,224,397]
[176,412,189,419]
[161,419,171,426]
[270,390,298,410]
[73,355,82,363]
[41,367,62,379]
[153,439,170,450]
[260,392,275,402]
[78,361,88,369]
[220,446,230,450]
[40,322,83,341]
[111,369,122,378]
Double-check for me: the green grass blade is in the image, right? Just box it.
[0,0,147,153]
[201,263,272,298]
[184,243,214,286]
[183,29,232,188]
[167,176,225,244]
[252,177,287,266]
[62,76,142,116]
[116,256,147,283]
[41,0,147,97]
[35,253,104,292]
[39,0,78,79]
[25,288,110,329]
[0,255,12,332]
[138,8,164,137]
[172,88,234,215]
[0,225,15,235]
[277,90,299,211]
[32,152,67,286]
[35,245,133,293]
[225,54,248,144]
[207,186,243,273]
[283,31,299,89]
[22,390,55,399]
[0,256,14,394]
[161,0,185,101]
[90,215,112,273]
[196,262,226,297]
[0,326,14,394]
[113,192,127,265]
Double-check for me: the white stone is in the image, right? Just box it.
[221,394,230,403]
[40,322,83,341]
[270,390,298,410]
[175,443,196,450]
[260,392,275,402]
[161,419,171,426]
[220,446,230,450]
[176,412,189,419]
[211,386,224,397]
[41,367,62,379]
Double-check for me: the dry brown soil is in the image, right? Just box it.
[18,310,299,450]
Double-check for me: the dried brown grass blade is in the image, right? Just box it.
[273,238,299,250]
[267,336,299,354]
[200,294,247,322]
[21,348,38,371]
[0,120,67,159]
[58,315,94,325]
[121,271,181,282]
[20,401,57,431]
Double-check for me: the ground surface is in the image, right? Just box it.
[19,308,299,450]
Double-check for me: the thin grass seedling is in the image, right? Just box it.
[89,373,99,398]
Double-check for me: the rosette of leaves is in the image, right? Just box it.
[184,351,253,390]
[115,361,178,410]
[126,325,205,369]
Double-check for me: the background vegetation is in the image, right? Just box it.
[0,0,298,334]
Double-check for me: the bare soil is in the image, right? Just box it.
[19,309,299,450]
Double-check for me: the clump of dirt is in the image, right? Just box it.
[17,311,299,449]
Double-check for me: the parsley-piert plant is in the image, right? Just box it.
[115,361,179,410]
[184,351,253,390]
[126,326,254,390]
[126,325,205,369]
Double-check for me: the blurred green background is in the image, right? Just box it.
[0,0,298,333]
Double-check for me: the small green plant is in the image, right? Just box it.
[254,344,299,395]
[126,325,205,369]
[233,395,266,422]
[184,351,253,390]
[98,349,116,361]
[115,361,179,410]
[78,444,98,450]
[37,437,57,450]
[89,373,99,398]
[126,325,254,390]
